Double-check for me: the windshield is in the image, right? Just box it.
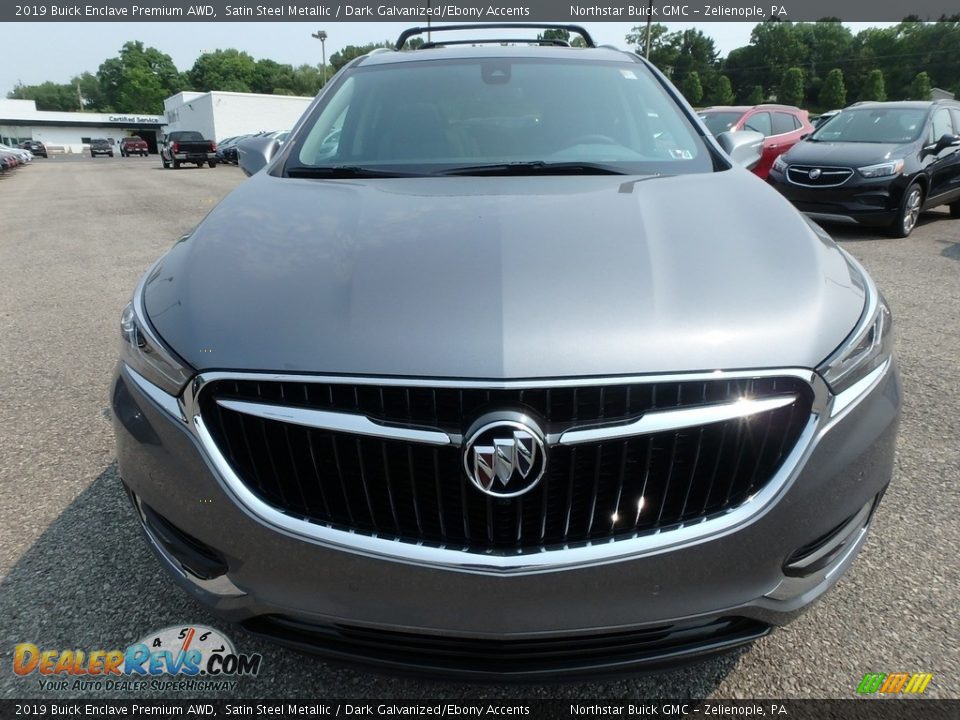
[288,57,714,176]
[811,107,927,144]
[698,112,743,136]
[171,131,204,141]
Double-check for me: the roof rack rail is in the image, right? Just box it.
[419,38,571,49]
[395,23,596,50]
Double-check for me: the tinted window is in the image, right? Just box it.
[743,112,772,136]
[699,111,743,135]
[772,112,796,135]
[812,108,927,143]
[293,58,714,175]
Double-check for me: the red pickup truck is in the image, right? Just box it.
[120,137,149,157]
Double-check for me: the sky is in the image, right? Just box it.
[2,22,896,98]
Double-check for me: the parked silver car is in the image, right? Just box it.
[112,24,899,680]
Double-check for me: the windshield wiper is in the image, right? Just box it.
[439,161,627,176]
[286,165,428,178]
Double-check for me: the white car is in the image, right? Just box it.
[0,143,32,163]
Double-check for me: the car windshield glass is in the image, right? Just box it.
[698,112,743,136]
[289,57,713,176]
[811,107,927,143]
[172,132,204,141]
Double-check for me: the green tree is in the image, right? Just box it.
[908,71,931,100]
[7,81,79,111]
[97,41,183,113]
[779,67,806,106]
[708,75,735,105]
[538,29,570,44]
[818,68,846,109]
[746,85,766,104]
[250,59,296,95]
[680,71,704,106]
[329,42,391,72]
[858,69,886,101]
[188,49,257,92]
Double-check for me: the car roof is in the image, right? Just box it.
[848,100,956,110]
[355,44,638,68]
[701,105,801,113]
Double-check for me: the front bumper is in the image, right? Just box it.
[111,360,899,679]
[767,170,905,227]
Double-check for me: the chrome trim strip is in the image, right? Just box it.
[829,359,890,419]
[131,492,246,597]
[182,367,830,423]
[216,398,453,447]
[126,364,185,421]
[764,499,874,602]
[786,165,853,189]
[784,500,873,572]
[558,394,797,446]
[803,212,859,225]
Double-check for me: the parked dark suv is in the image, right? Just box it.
[112,24,899,680]
[767,100,960,237]
[19,140,47,158]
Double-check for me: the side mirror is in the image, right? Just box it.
[716,130,764,170]
[238,136,280,177]
[933,133,960,154]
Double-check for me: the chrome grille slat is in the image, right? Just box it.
[786,164,854,187]
[199,376,813,553]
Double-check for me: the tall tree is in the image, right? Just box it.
[680,71,704,106]
[908,71,932,100]
[746,85,766,104]
[818,68,846,109]
[858,69,886,101]
[97,41,183,113]
[188,49,257,93]
[329,42,392,72]
[708,75,735,105]
[779,67,806,106]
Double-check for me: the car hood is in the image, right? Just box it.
[144,170,865,379]
[783,140,909,166]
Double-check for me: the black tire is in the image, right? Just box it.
[890,182,923,238]
[172,158,180,169]
[950,201,960,219]
[208,160,217,168]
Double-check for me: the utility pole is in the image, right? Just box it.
[427,1,432,43]
[644,0,653,58]
[311,30,328,85]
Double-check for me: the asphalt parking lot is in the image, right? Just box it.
[0,157,957,700]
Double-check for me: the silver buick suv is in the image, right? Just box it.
[111,24,900,680]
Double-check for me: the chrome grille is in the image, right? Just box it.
[786,165,854,187]
[200,377,813,553]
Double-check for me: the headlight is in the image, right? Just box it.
[772,155,787,173]
[818,269,893,396]
[857,159,904,178]
[120,282,193,396]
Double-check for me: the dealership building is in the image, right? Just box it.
[162,90,313,143]
[0,99,165,153]
[0,90,314,154]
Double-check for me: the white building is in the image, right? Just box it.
[0,91,316,154]
[0,99,165,153]
[162,91,314,143]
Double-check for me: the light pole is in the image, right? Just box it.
[312,30,328,85]
[644,0,653,58]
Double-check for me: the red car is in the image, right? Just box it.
[699,105,814,179]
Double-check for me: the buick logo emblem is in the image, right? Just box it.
[808,168,822,180]
[463,417,547,498]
